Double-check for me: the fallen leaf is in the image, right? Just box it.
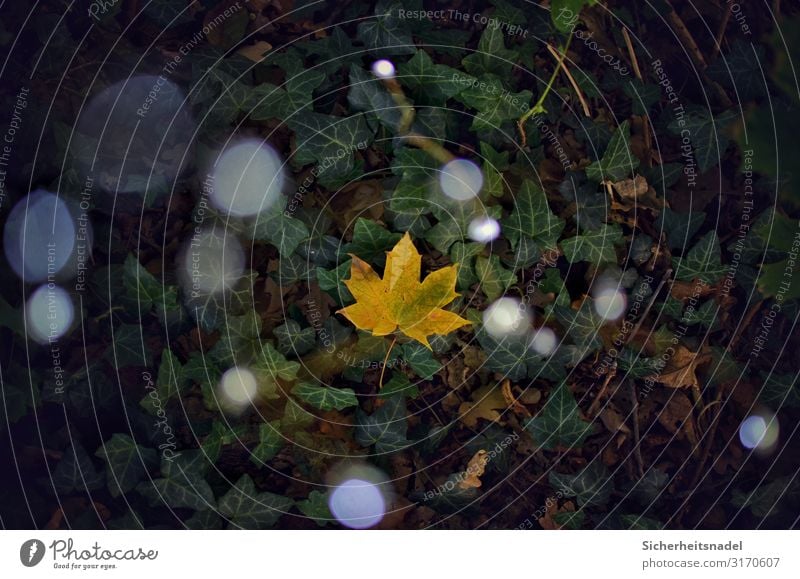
[613,175,648,199]
[457,450,489,490]
[237,41,274,63]
[656,390,698,444]
[600,407,631,435]
[338,233,471,348]
[646,345,710,389]
[458,383,508,428]
[501,379,531,417]
[669,279,715,301]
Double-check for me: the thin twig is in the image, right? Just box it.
[711,8,732,60]
[546,44,590,118]
[621,27,652,161]
[621,27,642,80]
[628,380,645,478]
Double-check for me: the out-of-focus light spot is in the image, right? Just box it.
[4,190,76,283]
[593,287,627,321]
[211,140,285,217]
[76,75,194,195]
[482,297,530,338]
[439,159,483,201]
[26,285,74,344]
[371,59,395,79]
[467,216,501,242]
[181,229,245,295]
[219,366,258,409]
[529,327,557,356]
[329,478,386,529]
[739,414,779,452]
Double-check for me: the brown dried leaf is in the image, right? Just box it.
[656,390,698,444]
[647,345,711,389]
[613,175,648,199]
[237,41,273,63]
[458,383,508,428]
[457,450,489,490]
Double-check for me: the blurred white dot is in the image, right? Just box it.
[181,229,245,295]
[76,75,194,195]
[467,216,501,243]
[328,478,386,529]
[26,284,74,344]
[593,287,627,321]
[482,297,530,338]
[219,366,258,408]
[439,159,483,201]
[4,190,76,283]
[739,414,779,452]
[529,327,557,356]
[371,59,395,79]
[211,140,285,217]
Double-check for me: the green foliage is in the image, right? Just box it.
[524,383,593,450]
[550,462,613,508]
[95,434,158,497]
[292,383,359,411]
[586,121,639,182]
[672,231,726,283]
[218,475,294,529]
[355,395,410,453]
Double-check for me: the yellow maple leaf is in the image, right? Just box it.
[337,232,471,349]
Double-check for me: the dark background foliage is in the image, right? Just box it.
[0,0,798,530]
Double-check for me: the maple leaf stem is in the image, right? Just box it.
[379,335,398,390]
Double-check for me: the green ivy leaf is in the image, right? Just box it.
[455,75,531,131]
[274,320,317,356]
[252,342,302,401]
[760,372,800,409]
[550,0,597,33]
[503,180,564,250]
[673,231,726,283]
[400,342,442,379]
[106,323,151,368]
[475,255,516,301]
[524,383,592,450]
[53,443,105,494]
[123,254,165,312]
[218,474,294,529]
[561,224,623,265]
[757,258,800,301]
[707,40,767,101]
[379,373,420,399]
[550,462,612,507]
[462,27,518,78]
[586,120,639,182]
[355,394,409,453]
[292,382,358,411]
[250,68,325,121]
[251,421,285,465]
[656,207,706,250]
[398,49,470,105]
[95,434,158,497]
[251,208,310,257]
[288,112,373,180]
[347,65,403,131]
[297,490,333,527]
[357,4,416,56]
[667,108,737,174]
[346,218,402,264]
[732,476,800,518]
